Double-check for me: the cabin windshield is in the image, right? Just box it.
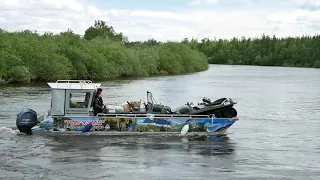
[69,92,91,108]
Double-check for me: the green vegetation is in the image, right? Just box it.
[180,34,320,68]
[0,20,208,84]
[1,20,319,84]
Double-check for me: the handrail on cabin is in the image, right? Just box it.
[55,80,93,84]
[95,113,214,119]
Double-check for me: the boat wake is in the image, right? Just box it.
[0,126,19,136]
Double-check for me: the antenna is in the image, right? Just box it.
[116,96,118,106]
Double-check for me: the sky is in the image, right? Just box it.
[0,0,320,41]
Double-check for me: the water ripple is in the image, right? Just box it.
[0,65,320,179]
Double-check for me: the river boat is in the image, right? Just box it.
[15,80,239,136]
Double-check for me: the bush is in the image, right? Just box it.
[0,21,209,84]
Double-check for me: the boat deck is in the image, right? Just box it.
[90,113,238,120]
[96,113,213,118]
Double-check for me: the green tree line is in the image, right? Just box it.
[0,20,208,84]
[1,20,319,84]
[180,34,320,68]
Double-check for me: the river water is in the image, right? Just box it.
[0,65,319,180]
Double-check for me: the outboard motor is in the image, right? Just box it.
[16,108,38,135]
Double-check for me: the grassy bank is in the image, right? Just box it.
[180,34,320,68]
[0,20,208,84]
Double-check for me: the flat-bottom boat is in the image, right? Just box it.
[16,80,239,136]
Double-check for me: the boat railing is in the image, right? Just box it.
[52,80,98,90]
[56,80,93,84]
[95,113,214,119]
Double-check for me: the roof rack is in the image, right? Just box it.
[47,80,101,89]
[55,80,93,84]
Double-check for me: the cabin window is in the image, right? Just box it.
[69,92,91,108]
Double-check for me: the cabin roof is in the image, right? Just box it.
[47,80,101,90]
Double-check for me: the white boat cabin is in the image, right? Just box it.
[47,80,101,117]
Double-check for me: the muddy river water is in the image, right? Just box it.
[0,65,319,180]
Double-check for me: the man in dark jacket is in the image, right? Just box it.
[92,88,105,116]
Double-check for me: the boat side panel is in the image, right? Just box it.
[45,116,237,133]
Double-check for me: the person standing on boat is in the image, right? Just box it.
[93,88,105,116]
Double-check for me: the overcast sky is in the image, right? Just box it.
[0,0,319,41]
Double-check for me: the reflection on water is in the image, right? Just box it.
[48,134,235,156]
[28,134,236,180]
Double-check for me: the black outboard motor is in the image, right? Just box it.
[16,108,38,135]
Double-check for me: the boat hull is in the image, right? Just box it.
[36,115,238,134]
[29,131,230,137]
